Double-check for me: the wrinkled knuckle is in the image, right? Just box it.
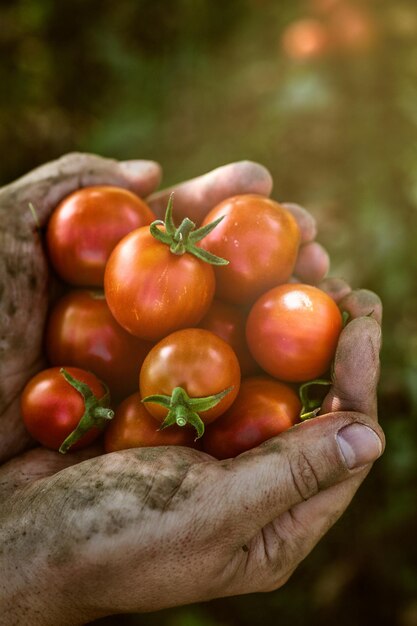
[287,449,320,501]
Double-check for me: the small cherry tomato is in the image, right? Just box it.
[45,290,153,402]
[203,376,301,459]
[46,186,155,286]
[104,227,215,341]
[199,299,259,376]
[139,328,241,436]
[246,283,342,382]
[199,194,300,304]
[21,366,113,452]
[104,393,196,453]
[104,197,226,341]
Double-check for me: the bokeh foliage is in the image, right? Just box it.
[1,0,417,624]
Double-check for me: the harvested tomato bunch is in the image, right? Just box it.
[22,185,343,456]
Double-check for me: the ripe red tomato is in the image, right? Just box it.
[139,328,241,428]
[21,366,111,452]
[104,393,196,453]
[246,284,342,382]
[203,376,301,459]
[45,290,153,402]
[199,194,300,304]
[104,227,216,341]
[198,299,259,377]
[46,186,155,286]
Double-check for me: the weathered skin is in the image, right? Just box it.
[0,154,384,625]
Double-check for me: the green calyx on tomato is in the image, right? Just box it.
[150,194,229,266]
[142,385,233,439]
[299,378,332,421]
[58,368,114,454]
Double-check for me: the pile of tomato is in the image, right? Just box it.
[21,186,343,459]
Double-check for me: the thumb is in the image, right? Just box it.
[2,152,162,225]
[216,411,384,537]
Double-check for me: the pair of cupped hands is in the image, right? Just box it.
[0,154,384,625]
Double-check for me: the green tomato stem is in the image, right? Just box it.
[299,379,332,421]
[142,385,233,438]
[149,194,229,266]
[58,368,114,454]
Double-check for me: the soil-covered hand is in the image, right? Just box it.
[0,155,327,463]
[0,281,384,624]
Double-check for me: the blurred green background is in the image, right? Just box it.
[1,0,417,624]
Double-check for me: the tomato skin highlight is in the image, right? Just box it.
[45,290,153,402]
[21,366,108,451]
[46,186,155,286]
[139,328,241,424]
[104,393,196,453]
[246,284,343,382]
[199,194,300,304]
[199,299,259,377]
[203,376,301,459]
[104,228,216,341]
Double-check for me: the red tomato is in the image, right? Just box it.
[140,328,241,425]
[199,299,259,377]
[104,393,196,453]
[45,290,153,402]
[199,194,300,304]
[203,376,301,459]
[104,228,215,341]
[21,366,110,451]
[246,284,342,382]
[46,186,155,286]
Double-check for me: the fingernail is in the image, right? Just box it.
[337,424,383,469]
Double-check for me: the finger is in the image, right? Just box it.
[5,152,162,224]
[321,316,381,418]
[239,468,369,595]
[319,277,352,303]
[147,161,273,223]
[216,411,384,539]
[276,469,369,558]
[293,242,330,284]
[339,289,382,325]
[281,202,317,243]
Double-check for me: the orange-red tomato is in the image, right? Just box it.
[21,366,108,451]
[139,328,241,425]
[45,290,153,402]
[199,194,300,305]
[203,376,301,459]
[104,228,215,341]
[246,284,342,382]
[199,299,259,377]
[47,186,155,286]
[104,393,196,453]
[281,19,330,60]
